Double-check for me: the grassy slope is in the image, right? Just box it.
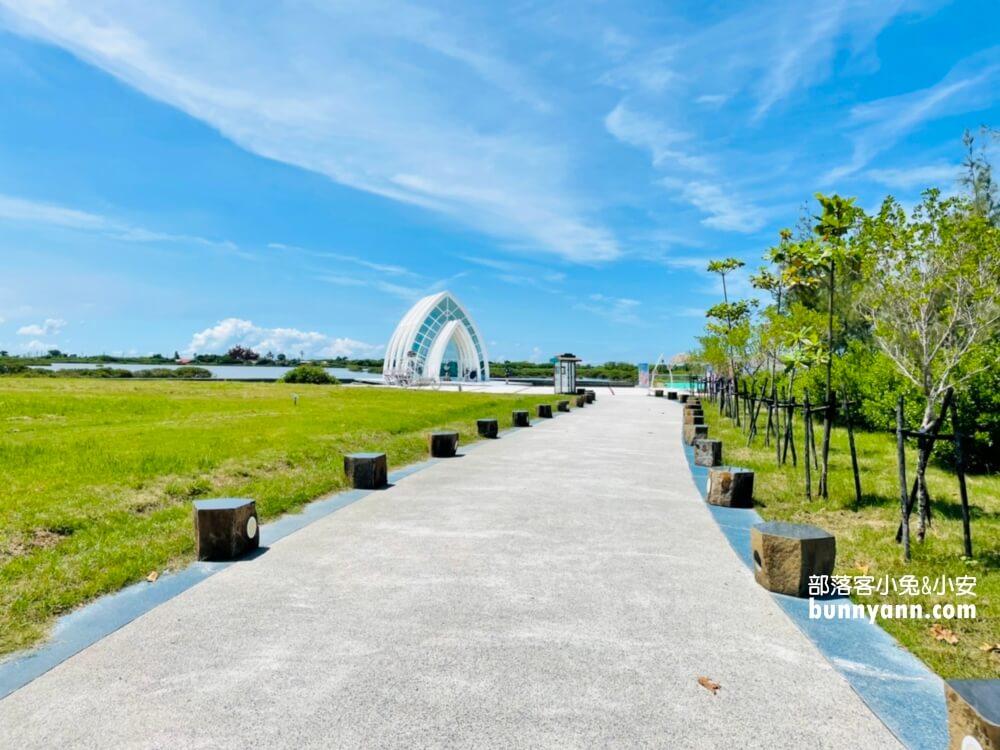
[0,379,556,656]
[702,402,1000,679]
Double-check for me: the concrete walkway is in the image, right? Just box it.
[0,390,902,749]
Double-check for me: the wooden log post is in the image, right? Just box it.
[707,466,754,507]
[476,418,499,439]
[193,498,259,561]
[751,521,836,597]
[575,395,586,408]
[512,410,530,427]
[428,431,459,457]
[537,404,553,419]
[945,679,1000,750]
[693,438,723,467]
[556,400,570,412]
[683,423,708,445]
[343,452,388,489]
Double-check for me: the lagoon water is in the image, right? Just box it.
[34,362,384,382]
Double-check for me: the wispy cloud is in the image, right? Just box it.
[268,243,416,277]
[186,317,381,358]
[825,48,1000,182]
[16,318,66,336]
[661,179,767,233]
[461,255,566,290]
[0,192,249,256]
[0,1,618,262]
[604,101,709,172]
[600,46,677,94]
[574,293,644,326]
[865,163,961,190]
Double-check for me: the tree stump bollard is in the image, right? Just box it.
[575,395,586,408]
[945,680,1000,750]
[343,452,388,489]
[683,423,708,445]
[679,393,690,403]
[193,498,259,561]
[556,400,570,412]
[654,389,663,397]
[683,410,705,426]
[512,410,530,427]
[750,521,836,597]
[537,404,553,418]
[585,390,596,403]
[667,391,678,400]
[576,387,586,396]
[476,419,499,438]
[428,431,459,457]
[693,439,723,467]
[707,466,753,507]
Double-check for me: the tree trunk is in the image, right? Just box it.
[895,388,953,544]
[819,259,835,499]
[897,396,910,562]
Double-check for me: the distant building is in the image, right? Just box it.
[383,291,490,385]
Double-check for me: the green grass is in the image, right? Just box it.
[701,402,1000,679]
[0,378,557,657]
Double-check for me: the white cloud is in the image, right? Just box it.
[318,274,368,287]
[604,101,710,172]
[600,47,677,94]
[0,192,248,256]
[575,293,643,326]
[661,179,766,233]
[866,164,961,190]
[0,193,109,229]
[825,48,1000,182]
[461,256,565,290]
[16,318,66,336]
[0,2,618,262]
[695,94,729,108]
[185,318,382,358]
[269,243,417,277]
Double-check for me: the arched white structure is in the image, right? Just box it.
[383,291,490,385]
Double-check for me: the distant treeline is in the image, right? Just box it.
[0,363,212,379]
[0,353,703,384]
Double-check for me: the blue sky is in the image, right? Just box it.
[0,1,998,363]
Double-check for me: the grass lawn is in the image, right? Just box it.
[0,378,557,657]
[701,401,1000,679]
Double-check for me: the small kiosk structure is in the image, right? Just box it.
[553,353,581,394]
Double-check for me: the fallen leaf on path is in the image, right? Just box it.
[698,676,721,694]
[146,571,159,583]
[930,623,958,645]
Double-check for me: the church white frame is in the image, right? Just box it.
[383,291,490,385]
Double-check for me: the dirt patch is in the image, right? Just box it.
[0,527,73,564]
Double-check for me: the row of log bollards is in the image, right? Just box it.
[676,394,994,748]
[193,391,599,562]
[677,392,837,597]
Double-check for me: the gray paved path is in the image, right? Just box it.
[0,390,901,749]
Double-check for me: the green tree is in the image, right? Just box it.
[961,126,999,225]
[855,190,1000,556]
[809,193,863,498]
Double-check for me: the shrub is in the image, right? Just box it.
[281,365,338,385]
